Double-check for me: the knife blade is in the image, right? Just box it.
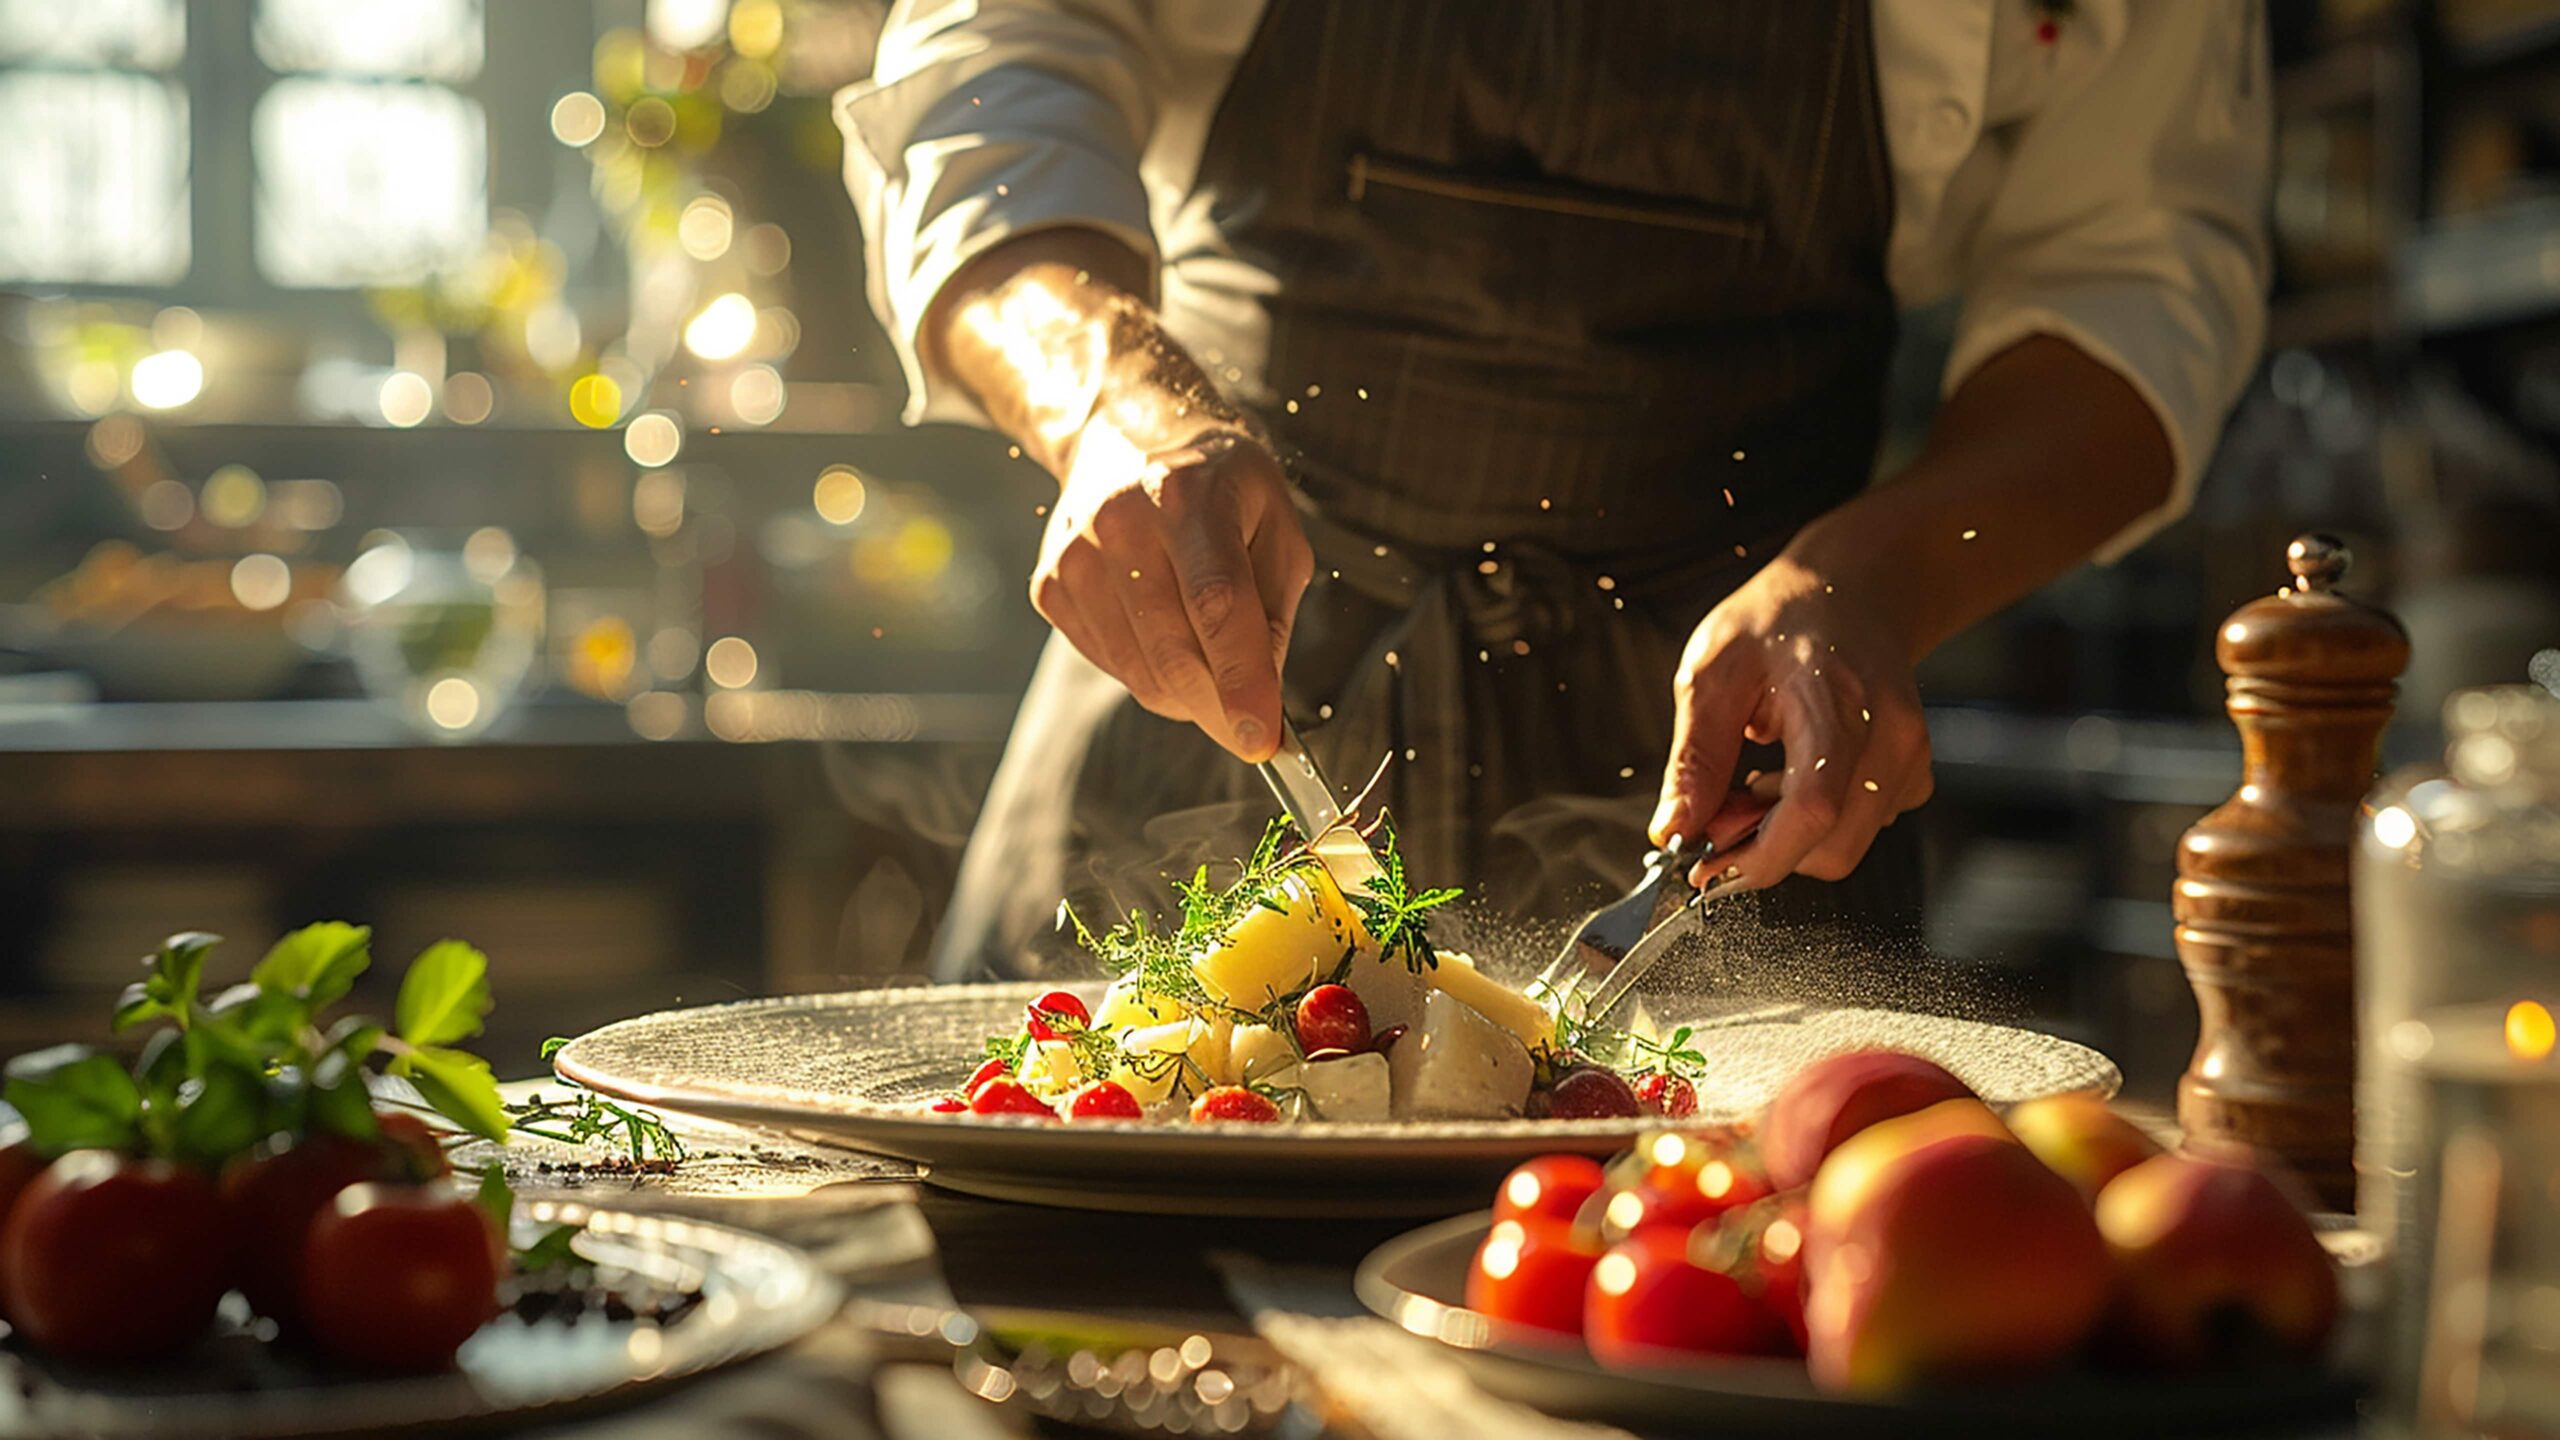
[1258,720,1387,895]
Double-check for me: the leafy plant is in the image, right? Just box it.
[1348,816,1462,974]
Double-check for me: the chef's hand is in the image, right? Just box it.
[1650,548,1934,891]
[1032,425,1313,761]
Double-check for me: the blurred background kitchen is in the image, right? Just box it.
[2,0,2556,1091]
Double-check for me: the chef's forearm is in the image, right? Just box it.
[1782,333,2177,662]
[923,230,1244,482]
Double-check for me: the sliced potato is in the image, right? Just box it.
[1192,866,1360,1009]
[1227,1023,1298,1085]
[1094,976,1187,1031]
[1425,950,1555,1052]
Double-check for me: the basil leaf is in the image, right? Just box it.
[112,931,220,1034]
[173,1064,264,1167]
[514,1223,587,1274]
[394,1045,509,1143]
[191,985,304,1070]
[395,941,492,1049]
[252,922,372,1011]
[306,1048,379,1141]
[4,1045,142,1154]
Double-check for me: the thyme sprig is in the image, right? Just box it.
[1349,815,1461,975]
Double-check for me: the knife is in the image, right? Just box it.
[1257,719,1387,895]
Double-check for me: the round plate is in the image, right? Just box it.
[1355,1213,2355,1438]
[553,983,2121,1216]
[0,1201,842,1440]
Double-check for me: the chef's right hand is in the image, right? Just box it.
[1032,424,1314,762]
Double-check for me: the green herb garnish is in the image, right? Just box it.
[1349,815,1462,975]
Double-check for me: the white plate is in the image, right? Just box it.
[1355,1213,2355,1437]
[552,983,2121,1216]
[0,1201,842,1440]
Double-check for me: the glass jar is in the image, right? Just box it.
[339,529,545,741]
[2357,685,2560,1434]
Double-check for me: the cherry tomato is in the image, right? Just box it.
[1294,985,1371,1056]
[1688,1154,1771,1215]
[300,1182,500,1373]
[968,1080,1059,1119]
[1466,1217,1601,1335]
[1595,1177,1725,1243]
[1,1150,231,1362]
[220,1131,389,1328]
[926,1095,969,1113]
[1188,1087,1283,1124]
[1585,1226,1782,1366]
[963,1058,1009,1096]
[1066,1081,1145,1121]
[1493,1154,1607,1227]
[373,1111,451,1180]
[1024,990,1091,1042]
[1548,1068,1643,1119]
[1636,1073,1698,1117]
[1738,1201,1809,1353]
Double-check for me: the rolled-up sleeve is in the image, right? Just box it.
[1942,3,2272,561]
[838,0,1166,427]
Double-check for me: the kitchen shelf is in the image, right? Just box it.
[2398,203,2560,334]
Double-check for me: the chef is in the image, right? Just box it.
[837,1,2269,977]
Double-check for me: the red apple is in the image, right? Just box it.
[2094,1152,2338,1370]
[1760,1050,1977,1190]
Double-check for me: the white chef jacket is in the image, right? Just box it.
[838,0,2270,561]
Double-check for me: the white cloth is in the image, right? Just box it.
[838,0,2271,561]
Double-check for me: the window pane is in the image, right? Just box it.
[254,79,485,288]
[0,71,189,284]
[254,0,482,81]
[0,0,182,68]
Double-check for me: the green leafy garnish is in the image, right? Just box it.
[3,1046,143,1152]
[1350,816,1461,974]
[395,941,494,1049]
[503,1087,687,1164]
[112,931,217,1034]
[250,922,373,1012]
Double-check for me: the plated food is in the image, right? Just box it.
[925,819,1698,1126]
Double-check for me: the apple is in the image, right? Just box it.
[1760,1050,1977,1190]
[1806,1097,2013,1240]
[2094,1152,2338,1370]
[1805,1131,2111,1393]
[2008,1094,2162,1200]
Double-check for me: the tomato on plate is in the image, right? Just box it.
[220,1131,390,1328]
[1,1150,232,1362]
[300,1182,502,1373]
[1585,1225,1784,1366]
[1466,1216,1602,1335]
[0,1141,51,1325]
[968,1080,1060,1119]
[1492,1154,1607,1227]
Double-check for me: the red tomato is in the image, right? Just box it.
[1065,1081,1144,1121]
[1294,985,1371,1055]
[1594,1177,1724,1243]
[1188,1087,1283,1124]
[374,1111,451,1180]
[1466,1217,1602,1335]
[220,1132,388,1328]
[963,1058,1009,1096]
[1,1150,232,1362]
[1636,1073,1698,1117]
[300,1182,501,1372]
[1688,1155,1772,1216]
[1024,990,1090,1041]
[926,1096,969,1113]
[1585,1226,1783,1366]
[968,1079,1059,1119]
[1492,1154,1607,1227]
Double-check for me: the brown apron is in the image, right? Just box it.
[933,0,1913,980]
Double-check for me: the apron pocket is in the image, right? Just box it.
[1346,150,1764,240]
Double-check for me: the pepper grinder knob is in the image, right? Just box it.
[2286,532,2349,593]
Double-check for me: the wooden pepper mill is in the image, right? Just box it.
[2174,533,2409,1210]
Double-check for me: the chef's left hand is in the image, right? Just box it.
[1650,547,1934,891]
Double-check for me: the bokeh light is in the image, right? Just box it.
[812,465,867,525]
[228,554,292,611]
[729,0,784,57]
[729,365,785,425]
[201,465,267,528]
[704,635,758,689]
[442,371,495,424]
[678,196,733,260]
[139,479,193,530]
[626,690,686,740]
[683,292,757,361]
[569,372,624,428]
[461,526,518,583]
[631,471,686,537]
[550,91,606,147]
[130,348,203,410]
[624,411,682,467]
[742,223,791,277]
[86,415,147,469]
[378,371,434,427]
[424,675,483,731]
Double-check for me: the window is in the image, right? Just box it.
[0,0,190,284]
